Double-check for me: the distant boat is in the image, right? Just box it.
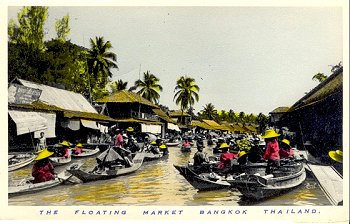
[71,147,100,158]
[8,153,36,172]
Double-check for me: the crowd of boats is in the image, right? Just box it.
[8,129,316,201]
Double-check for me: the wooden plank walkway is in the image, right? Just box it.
[306,163,343,205]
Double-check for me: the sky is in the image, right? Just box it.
[7,5,344,115]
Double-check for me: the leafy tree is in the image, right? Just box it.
[8,6,48,50]
[110,79,128,93]
[135,71,163,104]
[312,73,328,83]
[87,36,118,100]
[257,112,268,133]
[174,76,200,121]
[331,61,342,73]
[238,111,245,122]
[227,109,237,123]
[200,103,217,120]
[55,14,70,42]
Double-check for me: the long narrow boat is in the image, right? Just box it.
[66,151,145,183]
[8,154,36,172]
[232,161,306,200]
[173,164,231,191]
[71,147,100,158]
[8,162,83,197]
[50,156,72,166]
[165,141,181,147]
[144,152,164,161]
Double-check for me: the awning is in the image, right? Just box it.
[9,110,47,135]
[34,112,56,138]
[61,119,80,131]
[81,119,99,130]
[141,124,162,134]
[168,123,180,131]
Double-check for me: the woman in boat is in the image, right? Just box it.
[159,144,169,156]
[182,138,191,149]
[32,149,56,183]
[193,146,208,167]
[58,141,71,158]
[74,143,84,155]
[279,139,294,158]
[262,129,281,174]
[149,141,160,154]
[114,129,124,148]
[217,143,236,170]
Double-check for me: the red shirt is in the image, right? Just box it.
[263,140,280,161]
[115,134,124,147]
[32,160,55,183]
[75,147,83,154]
[64,148,70,158]
[279,147,294,158]
[218,152,235,169]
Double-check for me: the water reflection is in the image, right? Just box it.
[8,145,331,206]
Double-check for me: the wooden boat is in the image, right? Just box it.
[233,161,306,200]
[174,164,231,191]
[8,153,36,172]
[144,152,164,161]
[8,162,83,197]
[50,156,72,166]
[180,146,192,152]
[66,151,145,183]
[166,141,181,147]
[71,147,100,158]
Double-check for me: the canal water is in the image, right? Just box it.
[8,144,331,206]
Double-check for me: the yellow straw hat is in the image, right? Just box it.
[76,143,83,148]
[150,141,157,145]
[262,129,280,139]
[159,144,167,149]
[281,139,290,146]
[238,151,247,157]
[59,141,71,147]
[328,150,343,163]
[34,149,54,160]
[126,127,134,132]
[219,143,230,149]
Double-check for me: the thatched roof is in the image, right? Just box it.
[152,108,175,123]
[202,119,225,131]
[113,118,163,125]
[96,90,159,108]
[270,106,290,114]
[191,120,213,130]
[168,110,190,117]
[63,111,116,122]
[289,67,343,112]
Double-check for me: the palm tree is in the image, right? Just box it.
[227,109,237,123]
[201,103,217,120]
[110,79,128,93]
[135,71,163,104]
[174,76,200,119]
[312,73,328,83]
[87,36,118,100]
[238,111,245,122]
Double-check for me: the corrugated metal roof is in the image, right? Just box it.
[18,79,97,113]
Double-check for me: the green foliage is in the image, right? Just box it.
[135,71,163,104]
[8,6,48,51]
[110,79,128,93]
[312,73,328,83]
[237,138,251,151]
[55,14,71,42]
[87,36,118,100]
[174,76,200,112]
[199,103,217,120]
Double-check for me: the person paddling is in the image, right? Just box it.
[74,143,84,155]
[279,139,294,158]
[58,141,71,158]
[32,149,56,183]
[262,129,281,174]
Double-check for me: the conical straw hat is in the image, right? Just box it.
[328,150,343,163]
[262,129,280,139]
[34,149,54,160]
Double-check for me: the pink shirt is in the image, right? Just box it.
[263,139,280,161]
[115,134,124,147]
